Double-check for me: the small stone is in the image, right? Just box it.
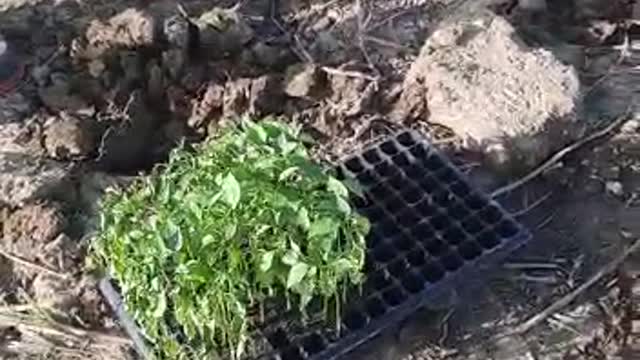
[0,153,74,207]
[162,48,186,80]
[0,121,44,155]
[519,0,547,11]
[87,59,105,78]
[284,64,326,98]
[31,64,51,86]
[32,274,74,309]
[39,82,89,113]
[2,202,66,260]
[605,181,624,197]
[43,114,95,159]
[600,165,621,180]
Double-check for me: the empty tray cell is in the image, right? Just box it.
[403,162,428,179]
[395,208,422,228]
[363,149,383,165]
[387,173,410,190]
[380,140,400,156]
[440,250,464,272]
[373,242,396,263]
[399,184,423,204]
[409,143,428,159]
[441,226,466,245]
[407,248,428,267]
[391,235,414,252]
[401,271,425,294]
[457,241,483,261]
[374,161,398,178]
[410,221,435,241]
[281,346,305,360]
[343,310,370,331]
[383,196,406,214]
[465,193,485,210]
[421,261,446,283]
[414,199,438,218]
[432,191,455,208]
[369,183,394,202]
[369,270,394,291]
[374,219,398,238]
[449,181,472,199]
[447,201,471,220]
[496,219,520,238]
[391,152,412,168]
[417,175,440,192]
[423,238,447,257]
[382,287,408,307]
[302,334,326,356]
[435,166,457,183]
[478,230,501,250]
[268,328,292,349]
[421,154,445,171]
[345,157,365,173]
[461,217,484,234]
[355,170,378,187]
[361,206,386,223]
[365,296,387,318]
[388,258,410,278]
[480,205,503,225]
[429,214,449,232]
[397,131,416,147]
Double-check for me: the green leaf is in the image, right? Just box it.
[220,173,241,209]
[287,262,309,289]
[282,249,299,266]
[335,196,351,215]
[327,177,349,198]
[309,217,338,239]
[153,291,167,318]
[278,167,299,182]
[260,251,275,272]
[247,124,267,143]
[277,134,297,154]
[224,221,237,240]
[202,234,216,247]
[296,207,310,230]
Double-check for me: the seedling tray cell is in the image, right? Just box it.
[253,130,530,360]
[100,130,530,360]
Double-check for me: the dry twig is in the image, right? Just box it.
[512,237,640,334]
[491,111,635,198]
[0,250,68,280]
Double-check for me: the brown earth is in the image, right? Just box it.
[0,0,639,359]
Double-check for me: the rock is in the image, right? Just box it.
[0,92,32,124]
[43,114,95,159]
[163,15,191,50]
[162,48,186,80]
[605,181,624,197]
[0,153,74,207]
[223,75,284,118]
[38,80,89,113]
[32,274,74,309]
[71,8,156,62]
[2,202,66,260]
[395,13,582,172]
[0,121,44,155]
[196,7,254,59]
[284,64,326,98]
[519,0,546,11]
[88,59,106,78]
[188,82,224,128]
[31,64,51,87]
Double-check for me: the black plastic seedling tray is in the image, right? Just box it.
[254,130,531,360]
[100,130,530,360]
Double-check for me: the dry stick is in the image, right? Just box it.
[512,237,640,335]
[0,250,68,280]
[491,112,634,198]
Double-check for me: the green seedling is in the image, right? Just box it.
[92,119,370,359]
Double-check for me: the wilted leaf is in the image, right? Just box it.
[287,262,309,288]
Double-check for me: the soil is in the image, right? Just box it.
[0,0,639,359]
